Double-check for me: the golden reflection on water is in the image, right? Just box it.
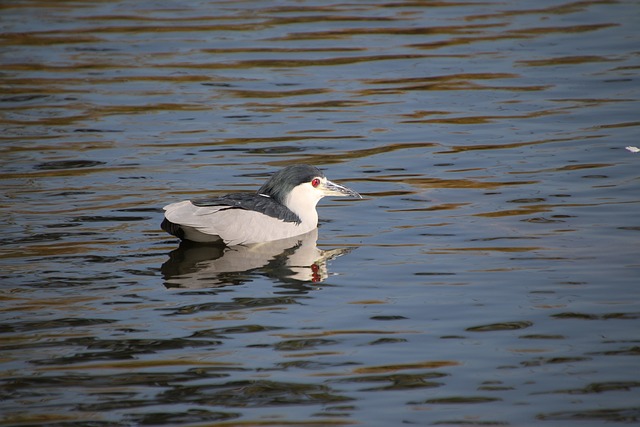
[352,361,460,375]
[518,55,620,67]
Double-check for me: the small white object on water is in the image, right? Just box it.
[625,146,640,153]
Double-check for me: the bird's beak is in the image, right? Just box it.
[320,179,362,198]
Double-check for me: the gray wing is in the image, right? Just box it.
[191,193,300,224]
[163,199,309,245]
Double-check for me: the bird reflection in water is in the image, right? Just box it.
[161,228,353,288]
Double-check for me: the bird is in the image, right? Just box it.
[161,164,362,246]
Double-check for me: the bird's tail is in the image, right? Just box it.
[161,218,185,240]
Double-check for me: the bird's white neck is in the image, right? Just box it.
[284,183,321,228]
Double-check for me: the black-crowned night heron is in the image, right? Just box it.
[161,164,361,245]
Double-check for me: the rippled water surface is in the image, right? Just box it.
[2,1,639,426]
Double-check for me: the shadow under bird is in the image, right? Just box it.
[161,228,354,287]
[161,164,362,246]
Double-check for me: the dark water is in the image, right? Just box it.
[1,1,639,426]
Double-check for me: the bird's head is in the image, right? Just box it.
[258,164,361,216]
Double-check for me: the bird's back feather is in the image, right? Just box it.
[192,193,301,224]
[162,196,311,245]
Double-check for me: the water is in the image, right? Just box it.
[1,0,639,425]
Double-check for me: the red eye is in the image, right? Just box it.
[311,178,320,188]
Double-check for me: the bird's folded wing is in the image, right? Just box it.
[163,199,303,246]
[191,193,300,223]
